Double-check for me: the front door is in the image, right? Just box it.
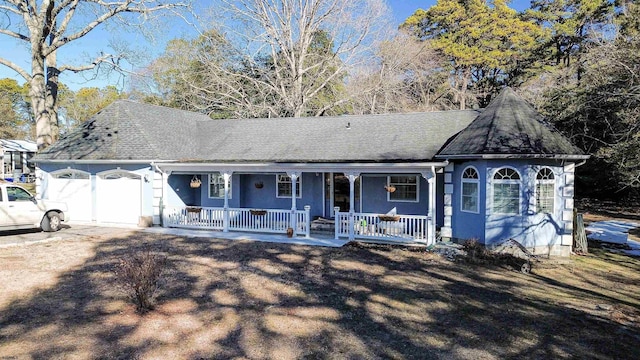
[326,173,360,217]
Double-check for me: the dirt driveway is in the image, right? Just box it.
[0,224,136,248]
[1,229,639,359]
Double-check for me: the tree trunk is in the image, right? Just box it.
[45,50,60,143]
[459,69,470,110]
[30,44,53,152]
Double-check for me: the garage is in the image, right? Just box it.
[96,170,141,224]
[48,170,92,222]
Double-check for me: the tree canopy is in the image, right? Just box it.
[402,0,544,109]
[0,0,189,150]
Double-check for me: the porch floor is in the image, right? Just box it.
[143,227,348,248]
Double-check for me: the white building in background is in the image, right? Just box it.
[1,139,37,182]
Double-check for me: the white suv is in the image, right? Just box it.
[0,183,68,232]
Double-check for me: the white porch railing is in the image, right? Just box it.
[163,206,311,237]
[334,211,431,245]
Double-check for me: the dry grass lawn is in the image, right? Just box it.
[0,229,639,359]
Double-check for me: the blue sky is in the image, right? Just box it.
[0,0,532,91]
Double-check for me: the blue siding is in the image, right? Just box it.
[360,175,429,215]
[167,175,199,206]
[484,160,566,248]
[171,173,324,217]
[238,173,324,217]
[451,161,487,242]
[448,159,567,248]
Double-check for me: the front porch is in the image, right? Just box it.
[156,163,444,246]
[163,205,434,245]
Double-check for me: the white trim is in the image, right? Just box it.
[50,168,90,179]
[97,169,142,180]
[208,172,232,199]
[386,175,420,203]
[490,167,521,215]
[534,167,556,214]
[155,162,449,174]
[359,176,363,213]
[276,173,302,199]
[460,166,480,214]
[436,154,590,160]
[322,172,327,218]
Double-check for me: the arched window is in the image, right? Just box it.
[461,167,479,213]
[535,168,555,213]
[51,169,90,179]
[100,171,140,180]
[492,168,520,215]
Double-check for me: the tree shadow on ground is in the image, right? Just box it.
[0,233,639,359]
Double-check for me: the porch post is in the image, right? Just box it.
[347,173,359,241]
[427,166,436,245]
[334,206,341,240]
[223,171,232,232]
[161,170,170,227]
[288,172,300,232]
[422,168,437,245]
[304,205,311,238]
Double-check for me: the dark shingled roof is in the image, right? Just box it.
[35,100,480,163]
[36,101,208,161]
[436,87,586,159]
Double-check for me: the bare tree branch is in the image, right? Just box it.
[0,57,32,81]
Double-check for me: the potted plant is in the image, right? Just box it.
[378,214,400,222]
[384,185,396,193]
[190,176,201,188]
[250,209,267,216]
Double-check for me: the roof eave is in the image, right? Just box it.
[31,159,161,165]
[435,154,591,160]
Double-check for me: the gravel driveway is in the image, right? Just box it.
[0,224,137,248]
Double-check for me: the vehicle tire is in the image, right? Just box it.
[41,212,62,232]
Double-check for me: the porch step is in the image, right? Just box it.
[311,217,335,232]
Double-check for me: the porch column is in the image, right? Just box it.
[347,173,359,241]
[287,172,300,232]
[160,170,170,226]
[422,167,437,245]
[223,171,232,232]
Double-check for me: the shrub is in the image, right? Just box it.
[114,247,167,313]
[462,238,489,263]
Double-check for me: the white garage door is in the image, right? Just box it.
[97,170,141,224]
[48,170,92,222]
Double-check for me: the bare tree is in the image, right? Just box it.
[205,0,393,118]
[347,33,452,114]
[0,0,189,150]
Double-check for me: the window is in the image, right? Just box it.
[7,186,33,202]
[388,176,418,202]
[277,174,301,198]
[102,171,139,180]
[209,173,230,198]
[461,167,479,213]
[492,168,520,215]
[52,170,89,179]
[536,168,555,213]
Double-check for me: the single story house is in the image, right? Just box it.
[1,139,37,181]
[32,88,588,256]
